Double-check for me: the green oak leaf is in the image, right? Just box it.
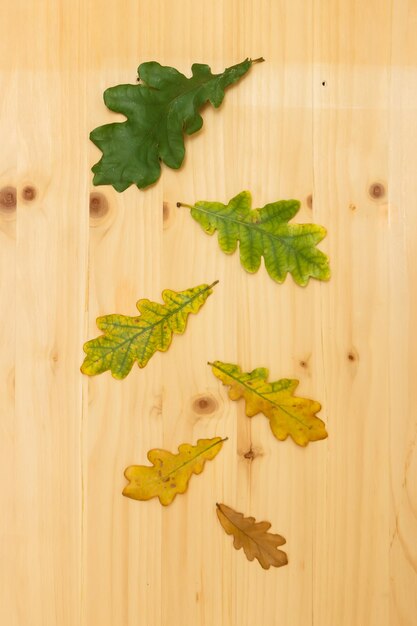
[90,58,263,192]
[179,191,330,286]
[81,281,218,379]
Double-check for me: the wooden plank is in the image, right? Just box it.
[84,4,164,625]
[8,2,88,624]
[219,2,317,625]
[389,3,417,625]
[312,2,391,625]
[0,2,17,624]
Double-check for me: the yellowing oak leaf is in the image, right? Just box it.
[81,281,218,379]
[210,361,327,446]
[123,437,226,506]
[216,503,288,569]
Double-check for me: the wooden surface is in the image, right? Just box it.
[1,1,416,625]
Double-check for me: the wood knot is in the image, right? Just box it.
[151,395,163,419]
[22,185,36,201]
[192,394,218,416]
[163,201,170,221]
[50,350,60,372]
[369,182,386,200]
[0,186,17,212]
[306,194,313,209]
[347,349,358,362]
[163,201,175,229]
[299,360,308,369]
[242,446,262,461]
[89,192,109,222]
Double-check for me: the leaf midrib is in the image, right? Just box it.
[159,438,226,481]
[211,362,312,430]
[192,204,324,256]
[128,67,241,152]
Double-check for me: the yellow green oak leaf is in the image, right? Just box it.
[123,437,226,505]
[90,58,264,191]
[81,282,218,379]
[209,360,327,446]
[178,191,330,286]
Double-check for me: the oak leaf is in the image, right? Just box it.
[179,191,330,286]
[123,437,226,505]
[90,58,263,191]
[216,503,288,569]
[81,281,218,379]
[210,360,327,446]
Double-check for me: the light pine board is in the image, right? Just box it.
[0,1,416,625]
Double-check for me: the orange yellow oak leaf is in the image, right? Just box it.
[123,437,226,506]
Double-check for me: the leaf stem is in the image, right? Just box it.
[176,201,194,209]
[251,57,265,64]
[209,280,219,289]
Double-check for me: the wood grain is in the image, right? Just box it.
[1,1,416,625]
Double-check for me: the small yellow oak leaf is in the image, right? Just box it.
[123,437,226,506]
